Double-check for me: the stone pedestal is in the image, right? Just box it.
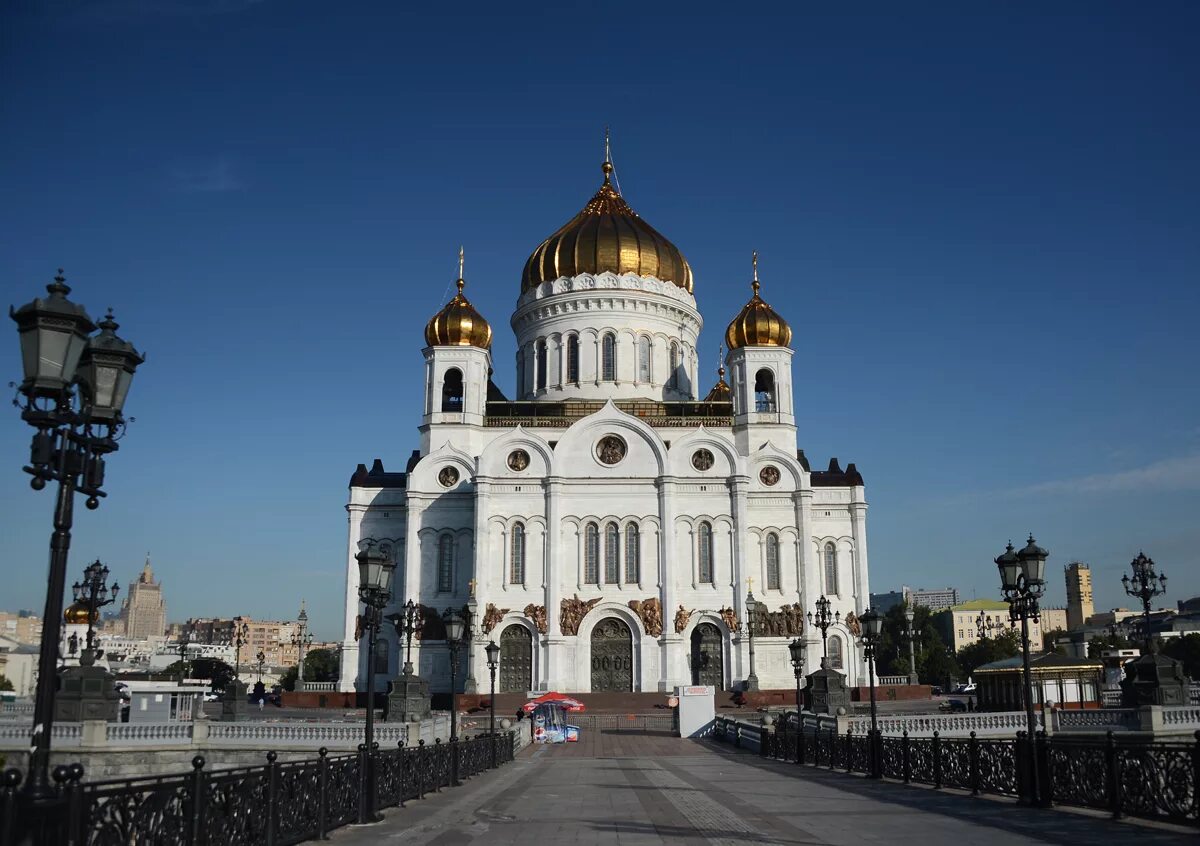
[221,680,249,721]
[385,672,431,723]
[55,665,120,722]
[804,665,850,716]
[1120,653,1191,706]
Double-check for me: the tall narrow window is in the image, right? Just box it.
[698,522,713,584]
[441,368,464,412]
[535,340,547,391]
[824,542,839,595]
[374,638,390,675]
[766,533,780,590]
[624,524,640,584]
[516,352,525,398]
[438,535,454,593]
[566,335,579,383]
[828,634,844,670]
[601,333,616,381]
[584,523,600,584]
[638,336,651,383]
[510,523,526,585]
[668,342,680,388]
[604,522,620,584]
[754,368,777,412]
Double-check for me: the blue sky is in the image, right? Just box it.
[2,2,1197,641]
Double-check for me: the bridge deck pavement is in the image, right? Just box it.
[329,734,1195,845]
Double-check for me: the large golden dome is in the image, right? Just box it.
[725,258,792,349]
[64,602,99,625]
[521,160,693,293]
[425,270,493,350]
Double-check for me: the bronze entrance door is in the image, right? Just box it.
[590,618,633,692]
[690,623,723,688]
[499,625,532,693]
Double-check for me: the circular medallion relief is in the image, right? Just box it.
[595,435,627,466]
[692,449,715,471]
[437,466,460,487]
[759,465,781,486]
[507,449,530,472]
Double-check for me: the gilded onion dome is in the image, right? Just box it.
[64,602,98,625]
[703,362,732,402]
[521,158,693,293]
[424,252,493,349]
[725,254,792,349]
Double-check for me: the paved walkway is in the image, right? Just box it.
[329,734,1195,845]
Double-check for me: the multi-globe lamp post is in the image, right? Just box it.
[995,535,1048,805]
[807,595,840,668]
[292,604,314,687]
[1122,552,1167,652]
[355,545,395,824]
[232,621,250,686]
[486,639,500,768]
[903,606,919,685]
[857,607,884,779]
[443,607,466,785]
[743,587,760,692]
[788,637,804,765]
[9,271,143,807]
[71,559,119,664]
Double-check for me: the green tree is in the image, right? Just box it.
[1087,632,1136,659]
[870,602,958,686]
[0,674,14,692]
[162,658,236,692]
[280,648,340,692]
[1161,633,1200,679]
[1040,628,1069,655]
[956,629,1020,678]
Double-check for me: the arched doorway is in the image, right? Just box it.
[499,625,532,693]
[690,623,723,688]
[590,617,633,691]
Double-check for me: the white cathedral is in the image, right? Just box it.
[338,153,871,696]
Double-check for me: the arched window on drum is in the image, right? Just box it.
[638,336,651,383]
[566,335,580,383]
[765,533,780,591]
[601,333,616,381]
[535,339,547,391]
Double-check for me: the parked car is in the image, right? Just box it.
[929,685,944,696]
[940,698,968,713]
[952,682,976,694]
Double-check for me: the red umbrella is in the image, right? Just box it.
[522,691,586,713]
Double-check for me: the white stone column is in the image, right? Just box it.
[543,477,563,691]
[795,490,820,672]
[473,479,491,597]
[730,477,751,688]
[850,495,870,611]
[656,477,680,692]
[338,504,366,692]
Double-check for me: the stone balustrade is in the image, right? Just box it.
[846,710,1042,737]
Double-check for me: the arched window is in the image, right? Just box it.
[584,523,600,584]
[535,340,547,391]
[516,352,526,398]
[438,534,454,593]
[604,522,620,584]
[828,634,844,670]
[824,542,839,596]
[374,638,390,676]
[601,333,616,381]
[668,341,680,388]
[766,533,780,590]
[624,523,639,583]
[638,336,651,383]
[441,368,463,412]
[510,523,525,585]
[754,369,776,412]
[698,522,713,584]
[566,335,579,383]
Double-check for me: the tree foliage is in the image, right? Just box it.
[0,675,13,692]
[870,602,959,687]
[1161,633,1200,679]
[161,658,236,692]
[1040,628,1069,654]
[956,629,1020,678]
[1087,632,1136,659]
[280,648,340,692]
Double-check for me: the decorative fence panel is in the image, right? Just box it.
[717,714,1200,827]
[0,732,516,846]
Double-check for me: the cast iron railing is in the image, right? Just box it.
[718,714,1200,827]
[0,731,515,845]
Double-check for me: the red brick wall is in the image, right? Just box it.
[849,685,933,702]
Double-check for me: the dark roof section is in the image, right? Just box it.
[405,450,422,473]
[486,378,508,403]
[975,652,1102,673]
[349,458,407,489]
[810,456,865,487]
[795,449,811,472]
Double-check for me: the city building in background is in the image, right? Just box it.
[869,586,960,614]
[1039,607,1069,634]
[0,611,43,645]
[119,557,167,640]
[933,598,1043,654]
[1065,561,1095,630]
[0,636,38,696]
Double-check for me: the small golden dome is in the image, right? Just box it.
[424,257,493,350]
[521,159,693,293]
[725,255,792,349]
[64,602,98,625]
[703,364,732,403]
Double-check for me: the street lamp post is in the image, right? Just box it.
[996,535,1048,805]
[463,591,478,694]
[178,631,193,685]
[975,610,1002,641]
[443,608,465,785]
[744,588,760,692]
[292,602,313,687]
[903,606,919,686]
[486,640,500,768]
[255,649,265,683]
[356,546,395,824]
[393,599,423,676]
[788,638,804,765]
[1122,552,1167,653]
[858,608,884,778]
[807,595,841,668]
[71,559,119,664]
[10,271,143,806]
[232,621,249,683]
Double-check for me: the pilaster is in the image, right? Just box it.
[657,477,680,692]
[543,476,563,690]
[339,504,366,693]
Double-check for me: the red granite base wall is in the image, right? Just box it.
[849,685,933,702]
[280,691,366,708]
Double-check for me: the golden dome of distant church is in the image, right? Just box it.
[725,253,792,349]
[521,146,693,294]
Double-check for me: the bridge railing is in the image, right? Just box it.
[0,731,517,846]
[716,714,1200,827]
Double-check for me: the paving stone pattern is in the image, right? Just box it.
[328,733,1196,845]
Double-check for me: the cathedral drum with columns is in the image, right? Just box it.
[339,151,871,696]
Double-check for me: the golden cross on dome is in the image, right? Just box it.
[468,578,476,597]
[457,246,465,293]
[604,125,611,164]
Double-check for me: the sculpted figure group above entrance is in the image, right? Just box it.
[560,594,601,635]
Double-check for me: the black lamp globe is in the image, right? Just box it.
[444,609,465,644]
[486,640,500,668]
[861,607,883,640]
[1016,535,1048,592]
[788,637,804,669]
[77,310,145,423]
[9,271,96,401]
[995,542,1021,593]
[356,547,395,599]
